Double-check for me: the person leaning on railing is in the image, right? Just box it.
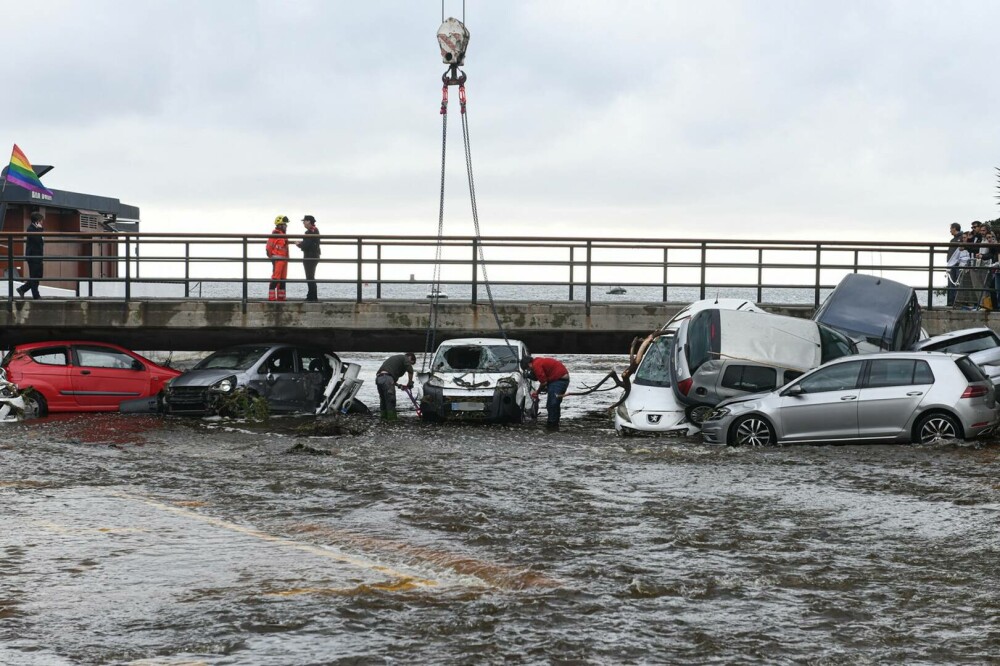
[16,212,44,300]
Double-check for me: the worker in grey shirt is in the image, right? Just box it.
[376,352,415,420]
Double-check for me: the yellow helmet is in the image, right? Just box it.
[274,215,289,227]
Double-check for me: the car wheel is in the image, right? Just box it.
[915,412,961,444]
[729,415,776,447]
[22,391,47,418]
[616,425,634,438]
[685,404,713,426]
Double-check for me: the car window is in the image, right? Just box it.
[924,331,1000,354]
[75,346,137,369]
[866,359,932,388]
[195,346,270,371]
[29,348,69,366]
[433,345,519,372]
[818,324,857,362]
[300,350,332,377]
[955,357,988,383]
[797,362,862,393]
[262,348,296,374]
[783,370,804,384]
[721,365,777,392]
[913,360,934,384]
[685,310,716,373]
[634,336,672,387]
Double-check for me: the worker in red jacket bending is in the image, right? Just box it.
[266,215,290,301]
[521,355,570,431]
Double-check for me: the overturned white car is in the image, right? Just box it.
[418,338,536,423]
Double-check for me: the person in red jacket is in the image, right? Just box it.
[266,215,290,301]
[521,354,570,430]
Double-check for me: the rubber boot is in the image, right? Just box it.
[268,289,277,301]
[277,289,286,301]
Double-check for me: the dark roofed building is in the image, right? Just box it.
[0,163,139,291]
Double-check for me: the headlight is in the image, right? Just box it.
[616,402,632,423]
[706,407,730,421]
[210,376,238,393]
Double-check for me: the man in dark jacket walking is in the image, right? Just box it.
[16,212,44,299]
[296,215,321,302]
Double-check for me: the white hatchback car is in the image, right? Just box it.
[419,338,536,423]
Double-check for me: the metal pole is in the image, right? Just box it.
[662,246,668,302]
[376,243,382,300]
[184,242,190,298]
[356,237,363,303]
[471,237,478,305]
[124,234,131,302]
[814,244,822,308]
[585,241,592,310]
[569,245,574,301]
[699,242,707,300]
[5,236,12,312]
[927,244,935,309]
[242,237,248,313]
[757,248,763,303]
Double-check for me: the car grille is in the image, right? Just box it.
[167,386,210,413]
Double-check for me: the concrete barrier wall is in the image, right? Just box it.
[0,299,991,353]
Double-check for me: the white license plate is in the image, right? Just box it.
[451,402,485,411]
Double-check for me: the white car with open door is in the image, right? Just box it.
[419,338,535,423]
[613,299,763,436]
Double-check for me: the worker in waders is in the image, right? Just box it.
[376,352,416,420]
[266,216,289,301]
[521,355,570,431]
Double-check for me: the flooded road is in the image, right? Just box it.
[2,354,999,664]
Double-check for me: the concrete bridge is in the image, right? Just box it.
[0,299,993,354]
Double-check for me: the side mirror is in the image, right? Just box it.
[131,359,145,371]
[783,384,805,397]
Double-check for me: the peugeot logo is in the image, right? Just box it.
[647,414,662,424]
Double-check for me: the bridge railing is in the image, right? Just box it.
[1,232,974,310]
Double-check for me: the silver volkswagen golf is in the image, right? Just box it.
[701,352,998,446]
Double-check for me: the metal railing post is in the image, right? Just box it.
[124,235,131,302]
[242,237,249,312]
[927,244,935,309]
[471,238,478,305]
[356,237,363,303]
[569,245,575,301]
[5,237,13,312]
[376,243,382,300]
[757,248,764,303]
[585,241,592,310]
[699,242,707,300]
[814,244,822,308]
[853,249,859,273]
[662,247,668,302]
[184,242,190,298]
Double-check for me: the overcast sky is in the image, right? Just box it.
[3,1,998,241]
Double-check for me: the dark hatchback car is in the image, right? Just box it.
[162,343,364,416]
[813,274,922,353]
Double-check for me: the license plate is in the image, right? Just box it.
[451,402,485,411]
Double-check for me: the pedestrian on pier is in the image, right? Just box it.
[16,212,45,300]
[296,215,321,302]
[266,215,289,301]
[521,354,570,431]
[376,352,416,420]
[946,222,963,306]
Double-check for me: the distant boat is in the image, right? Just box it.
[427,288,448,299]
[607,286,627,295]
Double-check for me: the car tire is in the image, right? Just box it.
[22,391,47,418]
[729,415,776,447]
[914,412,961,444]
[616,425,634,438]
[685,404,713,426]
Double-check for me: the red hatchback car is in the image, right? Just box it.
[1,341,181,414]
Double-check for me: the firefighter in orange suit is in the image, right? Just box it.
[266,215,290,301]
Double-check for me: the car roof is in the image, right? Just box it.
[824,350,958,363]
[911,327,995,349]
[437,338,524,347]
[13,340,133,351]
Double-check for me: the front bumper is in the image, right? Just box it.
[421,383,523,422]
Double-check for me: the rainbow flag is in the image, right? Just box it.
[4,144,53,197]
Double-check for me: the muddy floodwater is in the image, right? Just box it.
[1,354,999,665]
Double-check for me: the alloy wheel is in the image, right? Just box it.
[733,417,774,447]
[918,415,958,443]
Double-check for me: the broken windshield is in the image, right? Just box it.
[432,345,519,373]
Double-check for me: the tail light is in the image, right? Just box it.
[677,377,693,396]
[961,385,988,399]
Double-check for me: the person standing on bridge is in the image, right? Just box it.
[521,354,570,431]
[266,215,289,301]
[376,352,416,420]
[296,215,321,302]
[16,212,45,300]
